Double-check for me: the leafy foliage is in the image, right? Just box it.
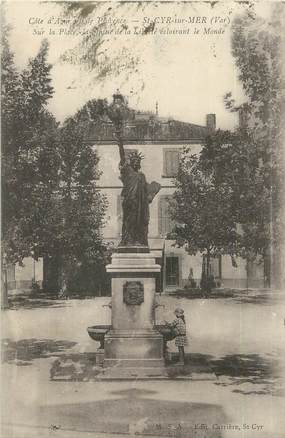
[230,6,285,285]
[2,25,109,294]
[172,5,285,288]
[171,129,268,290]
[2,25,58,265]
[53,113,108,293]
[59,2,142,86]
[171,133,243,260]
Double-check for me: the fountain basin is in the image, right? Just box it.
[87,325,111,349]
[155,324,176,342]
[87,324,175,350]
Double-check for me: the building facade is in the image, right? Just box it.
[7,109,265,294]
[5,258,43,294]
[88,109,264,291]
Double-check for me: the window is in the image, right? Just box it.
[158,196,175,236]
[163,149,182,177]
[210,256,222,279]
[166,256,179,286]
[202,255,222,280]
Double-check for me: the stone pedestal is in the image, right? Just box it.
[104,252,165,374]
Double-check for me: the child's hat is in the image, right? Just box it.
[174,308,184,315]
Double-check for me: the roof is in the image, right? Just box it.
[86,110,209,144]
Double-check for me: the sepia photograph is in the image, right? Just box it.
[1,1,285,437]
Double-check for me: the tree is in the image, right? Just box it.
[171,120,281,291]
[39,100,109,295]
[2,30,58,266]
[198,130,272,260]
[1,20,61,305]
[2,19,109,296]
[227,5,285,287]
[171,133,244,293]
[1,20,24,263]
[58,2,144,90]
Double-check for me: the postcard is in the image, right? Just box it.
[1,1,285,437]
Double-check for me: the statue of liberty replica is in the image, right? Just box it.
[107,92,161,252]
[99,92,165,377]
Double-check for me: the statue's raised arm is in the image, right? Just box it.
[107,91,161,250]
[106,91,128,167]
[116,135,126,166]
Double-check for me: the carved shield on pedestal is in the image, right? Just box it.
[123,281,144,305]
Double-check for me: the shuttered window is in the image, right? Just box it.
[158,195,175,236]
[166,256,179,286]
[163,149,182,177]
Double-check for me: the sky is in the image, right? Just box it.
[5,1,273,130]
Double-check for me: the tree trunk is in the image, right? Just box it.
[60,255,77,297]
[200,251,212,294]
[1,268,9,309]
[206,251,211,294]
[271,244,282,289]
[263,249,271,288]
[43,255,61,294]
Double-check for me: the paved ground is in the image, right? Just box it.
[1,290,285,438]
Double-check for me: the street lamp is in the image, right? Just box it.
[106,91,129,143]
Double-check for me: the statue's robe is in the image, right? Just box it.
[120,163,149,246]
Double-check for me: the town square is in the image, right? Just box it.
[1,1,285,437]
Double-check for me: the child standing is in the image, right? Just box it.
[168,308,188,365]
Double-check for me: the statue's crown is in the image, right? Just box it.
[128,151,144,162]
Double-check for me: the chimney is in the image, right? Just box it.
[206,113,216,133]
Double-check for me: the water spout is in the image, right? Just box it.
[102,302,112,309]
